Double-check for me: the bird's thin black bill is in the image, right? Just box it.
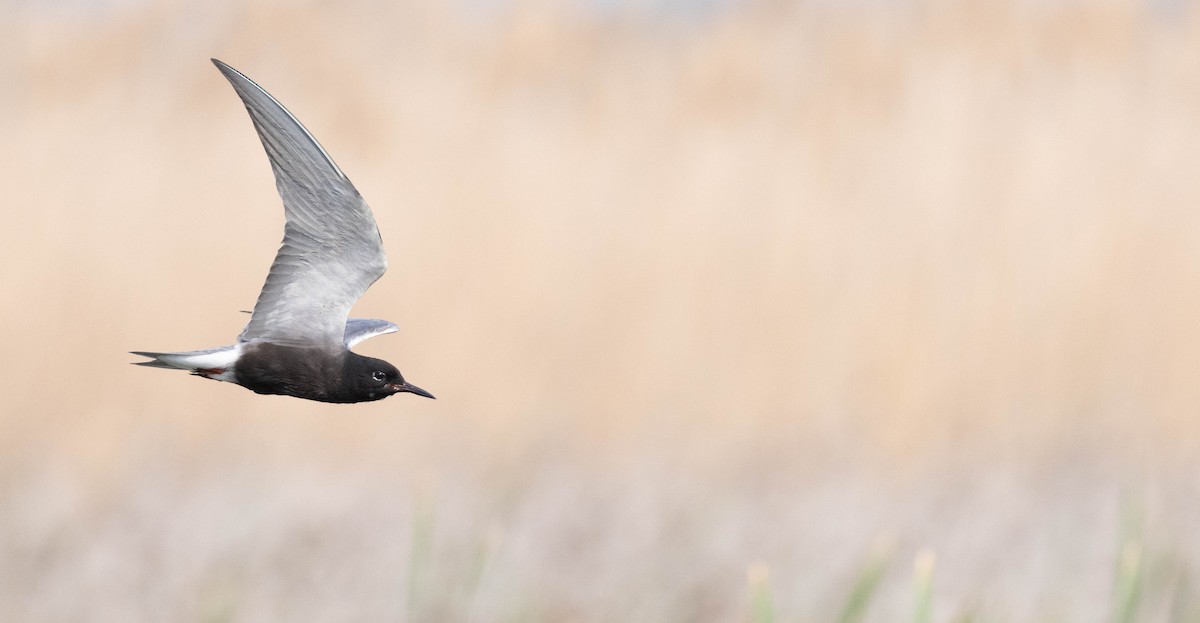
[392,382,435,399]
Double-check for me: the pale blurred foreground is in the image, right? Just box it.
[3,1,1200,621]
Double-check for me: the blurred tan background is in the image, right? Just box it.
[3,0,1200,620]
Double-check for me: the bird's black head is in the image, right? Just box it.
[343,354,434,402]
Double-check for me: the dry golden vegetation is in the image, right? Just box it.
[4,0,1200,620]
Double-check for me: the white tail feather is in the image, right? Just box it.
[131,345,242,382]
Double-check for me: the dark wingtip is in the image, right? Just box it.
[211,58,241,80]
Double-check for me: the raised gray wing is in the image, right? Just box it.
[343,318,399,348]
[212,59,387,349]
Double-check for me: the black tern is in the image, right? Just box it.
[132,59,433,404]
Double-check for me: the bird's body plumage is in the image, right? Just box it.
[132,60,432,404]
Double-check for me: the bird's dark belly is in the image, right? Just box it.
[235,343,344,402]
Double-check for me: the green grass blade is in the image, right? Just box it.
[836,544,893,623]
[748,562,775,623]
[1113,542,1143,623]
[913,549,936,623]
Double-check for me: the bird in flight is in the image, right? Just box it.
[132,59,433,404]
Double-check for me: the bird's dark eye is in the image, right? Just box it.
[372,371,387,382]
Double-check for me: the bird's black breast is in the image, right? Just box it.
[236,343,349,403]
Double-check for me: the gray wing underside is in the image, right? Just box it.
[343,318,399,348]
[212,59,387,349]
